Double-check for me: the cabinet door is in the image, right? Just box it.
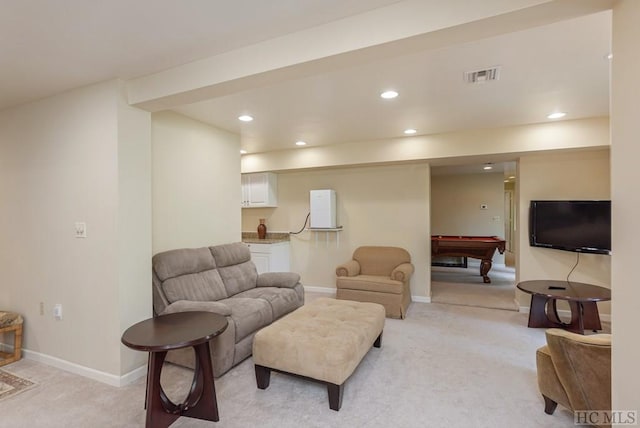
[251,253,270,274]
[241,175,250,207]
[247,173,268,205]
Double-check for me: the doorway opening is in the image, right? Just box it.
[430,162,517,311]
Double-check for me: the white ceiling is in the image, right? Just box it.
[174,11,610,154]
[2,1,611,175]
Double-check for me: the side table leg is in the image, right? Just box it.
[181,342,220,422]
[146,351,179,428]
[581,301,603,331]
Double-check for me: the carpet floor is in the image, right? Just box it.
[431,262,518,311]
[0,296,578,428]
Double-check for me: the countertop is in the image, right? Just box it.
[241,232,290,244]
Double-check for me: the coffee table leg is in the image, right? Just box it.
[527,295,552,328]
[581,301,603,331]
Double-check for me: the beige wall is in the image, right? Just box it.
[151,111,241,253]
[431,172,505,264]
[242,163,431,299]
[517,149,611,314]
[0,80,151,377]
[116,83,153,374]
[611,0,640,413]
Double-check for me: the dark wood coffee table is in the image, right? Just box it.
[516,280,611,334]
[121,311,228,428]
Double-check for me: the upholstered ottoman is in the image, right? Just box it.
[253,297,385,411]
[0,311,23,367]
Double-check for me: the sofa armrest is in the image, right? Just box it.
[159,300,232,317]
[256,272,301,288]
[391,263,414,282]
[336,260,360,277]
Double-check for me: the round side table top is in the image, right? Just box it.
[121,311,228,352]
[516,280,611,302]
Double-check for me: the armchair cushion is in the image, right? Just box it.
[336,275,404,295]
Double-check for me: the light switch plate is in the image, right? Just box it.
[75,222,87,238]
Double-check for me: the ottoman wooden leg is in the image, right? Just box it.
[374,331,383,348]
[327,382,344,411]
[255,365,271,389]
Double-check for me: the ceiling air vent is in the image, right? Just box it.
[464,66,501,84]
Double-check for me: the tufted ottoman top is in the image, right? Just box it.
[0,311,23,328]
[253,297,385,385]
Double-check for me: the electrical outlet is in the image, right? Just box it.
[39,302,44,316]
[53,304,63,320]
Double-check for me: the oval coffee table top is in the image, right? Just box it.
[121,311,228,352]
[516,280,611,302]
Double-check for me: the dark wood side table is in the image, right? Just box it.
[122,311,228,428]
[516,280,611,334]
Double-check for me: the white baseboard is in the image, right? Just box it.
[303,286,336,295]
[22,349,147,387]
[303,285,432,303]
[518,306,611,323]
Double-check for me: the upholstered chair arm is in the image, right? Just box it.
[159,300,232,317]
[545,329,611,413]
[257,272,301,288]
[336,260,361,277]
[391,263,414,282]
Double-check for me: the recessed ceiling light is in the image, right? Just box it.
[238,115,253,122]
[404,129,417,135]
[508,176,515,179]
[295,141,306,146]
[547,112,566,119]
[240,150,247,154]
[380,90,398,99]
[483,163,493,170]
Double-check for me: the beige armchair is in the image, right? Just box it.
[536,329,611,427]
[335,246,414,319]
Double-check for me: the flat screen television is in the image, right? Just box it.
[529,200,611,255]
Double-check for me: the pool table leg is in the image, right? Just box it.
[480,259,492,283]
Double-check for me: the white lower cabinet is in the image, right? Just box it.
[245,242,290,274]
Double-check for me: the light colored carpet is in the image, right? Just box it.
[0,296,576,428]
[431,262,518,311]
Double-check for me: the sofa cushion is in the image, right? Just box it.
[160,299,232,317]
[153,247,217,281]
[209,242,252,267]
[162,269,228,303]
[336,275,404,294]
[217,262,258,296]
[234,287,302,320]
[256,272,300,288]
[218,297,273,342]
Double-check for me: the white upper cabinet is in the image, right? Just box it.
[241,172,277,208]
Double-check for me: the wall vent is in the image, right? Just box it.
[464,66,501,84]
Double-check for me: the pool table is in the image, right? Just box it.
[431,235,506,283]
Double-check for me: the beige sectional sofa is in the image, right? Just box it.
[152,242,304,377]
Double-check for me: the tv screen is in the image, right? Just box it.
[529,200,611,255]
